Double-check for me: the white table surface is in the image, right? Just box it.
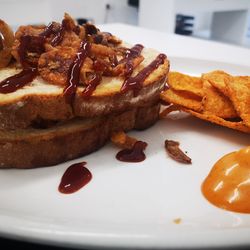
[99,23,250,67]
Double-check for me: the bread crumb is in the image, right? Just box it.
[16,101,25,107]
[173,218,182,224]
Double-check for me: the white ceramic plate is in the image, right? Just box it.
[0,58,250,249]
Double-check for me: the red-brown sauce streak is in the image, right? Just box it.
[109,55,118,67]
[120,44,144,77]
[82,73,102,97]
[116,141,148,162]
[121,53,166,96]
[63,40,91,103]
[40,19,80,46]
[0,23,60,94]
[123,44,144,61]
[58,162,92,194]
[0,20,82,95]
[50,18,71,47]
[86,44,144,96]
[40,22,56,37]
[0,35,39,93]
[0,68,37,94]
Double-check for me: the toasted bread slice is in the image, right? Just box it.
[0,47,169,129]
[0,103,160,168]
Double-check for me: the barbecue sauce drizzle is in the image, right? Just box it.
[0,68,37,94]
[58,162,92,194]
[79,45,144,97]
[0,19,164,100]
[0,35,39,93]
[121,53,166,96]
[124,44,144,60]
[116,141,148,162]
[63,40,91,103]
[41,20,101,100]
[79,44,144,97]
[82,73,102,97]
[0,19,85,96]
[1,21,163,192]
[0,21,59,93]
[50,19,71,47]
[39,22,57,37]
[121,44,144,77]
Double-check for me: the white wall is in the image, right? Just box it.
[0,0,52,26]
[0,0,138,27]
[139,0,250,46]
[104,0,138,25]
[50,0,108,24]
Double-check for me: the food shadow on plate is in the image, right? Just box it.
[0,161,64,191]
[1,235,250,250]
[159,113,249,147]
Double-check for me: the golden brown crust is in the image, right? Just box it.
[0,94,73,129]
[74,72,166,117]
[0,103,160,168]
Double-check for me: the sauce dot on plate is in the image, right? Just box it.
[58,162,92,194]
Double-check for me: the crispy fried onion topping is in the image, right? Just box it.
[111,131,138,149]
[7,13,144,89]
[0,19,14,68]
[165,139,192,164]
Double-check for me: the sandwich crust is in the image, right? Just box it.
[0,50,169,129]
[0,103,160,168]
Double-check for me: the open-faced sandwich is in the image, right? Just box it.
[0,14,169,168]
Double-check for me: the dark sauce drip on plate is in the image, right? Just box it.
[121,53,166,96]
[116,141,148,162]
[58,162,92,194]
[63,40,91,103]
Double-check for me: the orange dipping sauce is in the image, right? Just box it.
[202,146,250,214]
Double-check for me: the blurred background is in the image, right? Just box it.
[0,0,250,47]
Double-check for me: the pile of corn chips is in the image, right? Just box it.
[160,71,250,133]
